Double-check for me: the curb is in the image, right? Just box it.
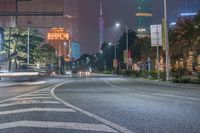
[133,78,200,89]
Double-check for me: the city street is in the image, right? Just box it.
[0,75,199,133]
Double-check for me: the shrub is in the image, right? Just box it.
[131,70,141,78]
[180,78,191,84]
[197,72,200,83]
[171,67,186,82]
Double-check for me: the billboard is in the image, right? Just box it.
[71,41,80,60]
[0,28,4,51]
[150,25,162,47]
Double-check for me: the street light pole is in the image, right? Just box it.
[27,28,30,65]
[114,43,117,72]
[125,26,129,70]
[115,23,129,71]
[164,0,170,81]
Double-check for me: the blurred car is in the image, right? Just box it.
[78,71,90,76]
[65,70,72,76]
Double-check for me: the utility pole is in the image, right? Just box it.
[164,0,170,81]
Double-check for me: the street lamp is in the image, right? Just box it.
[115,22,129,70]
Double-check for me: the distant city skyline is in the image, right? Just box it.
[79,0,200,54]
[0,0,200,54]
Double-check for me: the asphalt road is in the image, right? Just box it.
[0,75,200,133]
[55,77,200,133]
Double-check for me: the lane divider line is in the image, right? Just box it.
[51,82,134,133]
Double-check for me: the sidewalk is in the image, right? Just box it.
[133,78,200,89]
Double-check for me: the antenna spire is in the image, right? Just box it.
[100,1,103,16]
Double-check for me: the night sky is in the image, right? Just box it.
[78,0,200,54]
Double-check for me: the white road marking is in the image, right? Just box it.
[25,94,50,97]
[31,92,50,95]
[51,82,134,133]
[105,80,200,101]
[12,97,53,101]
[0,81,73,104]
[0,101,60,107]
[0,108,76,115]
[0,121,117,132]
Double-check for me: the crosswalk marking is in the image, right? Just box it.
[25,94,50,97]
[0,81,124,133]
[11,97,53,101]
[0,101,60,107]
[0,108,76,115]
[0,121,117,132]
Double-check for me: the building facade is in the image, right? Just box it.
[0,0,79,41]
[64,0,79,41]
[136,0,152,36]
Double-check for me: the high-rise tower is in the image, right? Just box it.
[64,0,79,41]
[99,2,104,50]
[136,0,152,36]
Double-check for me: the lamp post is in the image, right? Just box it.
[115,23,129,70]
[27,28,30,65]
[108,42,117,72]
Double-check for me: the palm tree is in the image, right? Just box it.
[170,12,200,68]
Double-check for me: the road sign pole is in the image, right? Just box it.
[156,26,160,80]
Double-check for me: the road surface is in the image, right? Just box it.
[0,75,199,133]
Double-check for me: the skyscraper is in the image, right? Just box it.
[64,0,79,41]
[99,2,104,50]
[136,0,152,36]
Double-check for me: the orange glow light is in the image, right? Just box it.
[47,28,70,41]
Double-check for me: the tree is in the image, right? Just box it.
[170,12,200,67]
[4,28,45,71]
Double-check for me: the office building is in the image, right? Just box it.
[136,0,152,36]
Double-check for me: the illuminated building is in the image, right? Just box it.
[0,0,79,36]
[47,28,70,58]
[136,0,152,36]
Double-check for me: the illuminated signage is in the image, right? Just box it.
[47,28,70,41]
[136,13,152,17]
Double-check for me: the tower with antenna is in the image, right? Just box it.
[99,1,104,50]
